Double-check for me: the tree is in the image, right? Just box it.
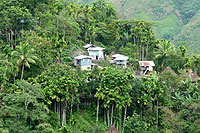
[37,63,80,126]
[0,80,53,132]
[155,40,174,70]
[11,43,38,80]
[95,67,134,132]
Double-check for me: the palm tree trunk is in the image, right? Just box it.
[21,62,25,80]
[161,58,166,71]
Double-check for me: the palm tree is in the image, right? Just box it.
[11,43,38,80]
[155,40,174,70]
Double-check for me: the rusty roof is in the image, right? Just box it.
[139,61,155,66]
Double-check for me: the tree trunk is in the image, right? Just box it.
[77,104,79,112]
[62,100,67,126]
[111,104,114,126]
[14,77,16,84]
[57,101,61,119]
[122,106,127,133]
[14,29,17,48]
[70,99,73,120]
[161,58,166,71]
[156,99,159,129]
[104,109,106,125]
[54,101,57,112]
[96,99,99,124]
[119,109,122,132]
[21,62,25,80]
[140,105,142,121]
[8,33,10,47]
[146,42,148,60]
[117,120,119,130]
[107,109,110,127]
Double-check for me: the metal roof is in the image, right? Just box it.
[83,43,93,49]
[139,61,155,66]
[114,56,129,60]
[112,54,129,60]
[112,54,125,58]
[88,46,105,51]
[74,55,92,60]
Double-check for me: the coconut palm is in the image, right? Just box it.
[11,43,38,80]
[155,40,174,70]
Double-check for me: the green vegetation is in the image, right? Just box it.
[77,0,200,54]
[0,0,200,132]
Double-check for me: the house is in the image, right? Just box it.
[162,66,177,76]
[110,54,129,68]
[87,46,105,60]
[139,61,155,75]
[107,126,120,133]
[74,55,92,70]
[185,69,200,83]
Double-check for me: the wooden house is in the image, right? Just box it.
[87,46,105,60]
[74,55,92,70]
[110,54,129,68]
[139,61,155,75]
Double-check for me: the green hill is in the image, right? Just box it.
[74,0,200,54]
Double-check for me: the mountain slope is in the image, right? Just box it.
[74,0,200,54]
[173,11,200,54]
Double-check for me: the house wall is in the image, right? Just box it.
[80,58,92,66]
[81,65,91,70]
[88,50,104,60]
[88,50,99,56]
[115,60,127,65]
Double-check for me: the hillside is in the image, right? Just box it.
[75,0,200,54]
[0,0,200,132]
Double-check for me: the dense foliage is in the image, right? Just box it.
[77,0,200,54]
[0,0,199,132]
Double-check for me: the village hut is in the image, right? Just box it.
[110,54,129,68]
[87,46,105,60]
[139,61,155,75]
[162,66,177,76]
[107,126,120,133]
[186,69,200,83]
[74,55,92,70]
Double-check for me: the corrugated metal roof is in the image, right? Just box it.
[114,56,129,60]
[139,61,155,66]
[112,54,124,58]
[88,46,105,51]
[74,55,92,60]
[112,54,129,60]
[83,43,93,49]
